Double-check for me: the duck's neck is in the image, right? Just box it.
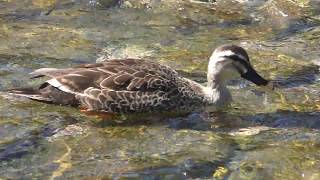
[203,74,232,106]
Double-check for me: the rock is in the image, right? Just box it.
[96,45,155,62]
[98,0,121,8]
[87,0,120,8]
[229,126,271,136]
[48,124,88,141]
[312,59,320,67]
[121,0,161,9]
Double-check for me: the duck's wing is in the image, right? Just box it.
[32,59,180,112]
[44,59,178,92]
[29,62,108,78]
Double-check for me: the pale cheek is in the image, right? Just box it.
[221,68,240,80]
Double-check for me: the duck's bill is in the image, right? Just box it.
[241,68,269,86]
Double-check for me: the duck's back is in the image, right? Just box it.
[9,59,205,113]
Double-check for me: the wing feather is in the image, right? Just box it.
[34,59,179,112]
[113,73,133,85]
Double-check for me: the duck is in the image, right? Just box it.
[8,45,270,113]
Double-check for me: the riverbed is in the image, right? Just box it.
[0,0,320,179]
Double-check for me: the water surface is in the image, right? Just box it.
[0,0,320,179]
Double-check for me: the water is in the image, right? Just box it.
[0,0,319,179]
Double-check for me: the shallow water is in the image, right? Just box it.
[0,0,320,179]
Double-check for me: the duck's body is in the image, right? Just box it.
[9,45,269,113]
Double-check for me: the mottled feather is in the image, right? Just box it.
[16,59,204,113]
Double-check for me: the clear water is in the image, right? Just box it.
[0,0,319,179]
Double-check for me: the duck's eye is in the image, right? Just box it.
[222,55,249,74]
[233,61,248,75]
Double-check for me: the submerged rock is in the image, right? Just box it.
[48,124,88,140]
[121,0,161,9]
[87,0,121,8]
[96,45,155,62]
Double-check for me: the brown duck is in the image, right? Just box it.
[9,45,270,113]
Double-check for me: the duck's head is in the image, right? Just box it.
[207,45,269,87]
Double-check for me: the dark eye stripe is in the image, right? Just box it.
[222,55,252,75]
[223,55,251,70]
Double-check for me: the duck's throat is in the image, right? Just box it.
[204,80,231,106]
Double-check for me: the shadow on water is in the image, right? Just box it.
[273,64,319,89]
[243,110,320,129]
[275,17,320,40]
[109,159,226,179]
[0,114,78,162]
[91,108,320,131]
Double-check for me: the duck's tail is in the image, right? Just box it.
[7,84,80,106]
[7,87,53,102]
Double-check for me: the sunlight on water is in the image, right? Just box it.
[0,0,320,179]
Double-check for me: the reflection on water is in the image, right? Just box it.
[0,0,320,179]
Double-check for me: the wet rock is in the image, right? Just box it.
[181,159,218,178]
[49,124,88,140]
[91,0,121,8]
[96,45,155,62]
[191,0,216,3]
[312,59,320,67]
[175,16,200,35]
[229,126,271,136]
[121,0,161,9]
